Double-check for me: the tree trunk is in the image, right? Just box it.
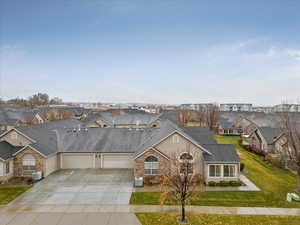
[181,201,185,222]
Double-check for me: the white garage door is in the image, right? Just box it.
[103,154,133,168]
[62,153,94,169]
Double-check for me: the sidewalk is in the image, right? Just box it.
[1,204,300,216]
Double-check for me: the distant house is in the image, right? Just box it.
[220,103,253,112]
[0,119,240,184]
[84,109,162,128]
[217,112,244,135]
[0,106,46,131]
[249,127,284,154]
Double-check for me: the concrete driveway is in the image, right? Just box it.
[12,169,134,205]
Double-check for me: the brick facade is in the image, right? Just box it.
[134,148,169,177]
[14,146,46,177]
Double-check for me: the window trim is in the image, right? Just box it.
[208,164,221,177]
[144,156,159,175]
[5,161,10,174]
[208,164,237,178]
[22,154,36,172]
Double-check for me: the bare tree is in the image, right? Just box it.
[206,104,219,130]
[280,111,300,192]
[160,147,202,223]
[178,109,192,126]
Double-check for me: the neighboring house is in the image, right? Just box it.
[84,110,162,128]
[0,106,45,131]
[217,112,244,135]
[236,115,280,136]
[220,103,253,112]
[0,119,240,184]
[249,127,284,154]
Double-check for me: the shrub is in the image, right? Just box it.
[208,181,216,186]
[229,180,243,186]
[240,163,245,172]
[208,180,243,187]
[143,175,161,185]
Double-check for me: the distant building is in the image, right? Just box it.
[273,104,300,112]
[220,103,252,112]
[180,103,214,111]
[252,106,274,113]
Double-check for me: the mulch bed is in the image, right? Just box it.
[0,177,34,186]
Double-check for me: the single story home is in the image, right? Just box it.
[0,119,240,184]
[249,127,284,154]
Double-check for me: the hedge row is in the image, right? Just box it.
[207,180,243,187]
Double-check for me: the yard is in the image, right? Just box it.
[130,136,300,208]
[136,213,300,225]
[0,186,31,204]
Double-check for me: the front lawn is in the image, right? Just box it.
[0,186,31,204]
[130,136,300,208]
[136,213,300,225]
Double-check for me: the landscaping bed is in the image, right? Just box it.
[0,177,34,186]
[136,213,300,225]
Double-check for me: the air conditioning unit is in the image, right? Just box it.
[134,177,144,187]
[32,171,43,181]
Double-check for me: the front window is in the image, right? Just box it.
[144,156,159,175]
[180,153,193,174]
[224,165,236,177]
[22,154,36,171]
[209,165,221,177]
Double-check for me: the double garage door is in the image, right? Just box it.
[61,153,133,169]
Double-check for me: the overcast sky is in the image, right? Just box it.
[1,0,300,105]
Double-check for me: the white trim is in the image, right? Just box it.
[0,128,36,143]
[134,147,169,160]
[12,145,46,158]
[207,163,238,178]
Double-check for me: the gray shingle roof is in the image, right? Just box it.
[16,119,83,156]
[57,128,156,153]
[258,127,283,144]
[203,144,240,162]
[180,126,217,145]
[7,118,240,164]
[0,141,21,160]
[0,106,34,125]
[84,111,161,126]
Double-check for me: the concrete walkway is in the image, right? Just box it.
[0,212,141,225]
[1,204,300,216]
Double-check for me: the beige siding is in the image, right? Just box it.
[45,154,58,176]
[155,132,204,174]
[0,161,3,177]
[0,130,33,146]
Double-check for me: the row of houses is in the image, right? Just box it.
[0,111,240,184]
[0,105,88,131]
[180,103,300,113]
[217,111,300,170]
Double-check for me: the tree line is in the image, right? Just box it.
[1,93,63,107]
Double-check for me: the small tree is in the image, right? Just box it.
[160,147,202,223]
[280,111,300,192]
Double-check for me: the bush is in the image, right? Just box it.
[240,163,245,172]
[207,180,243,187]
[208,181,216,186]
[229,180,243,186]
[143,175,162,185]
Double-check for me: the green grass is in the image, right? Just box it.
[136,213,300,225]
[0,186,31,204]
[130,135,300,208]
